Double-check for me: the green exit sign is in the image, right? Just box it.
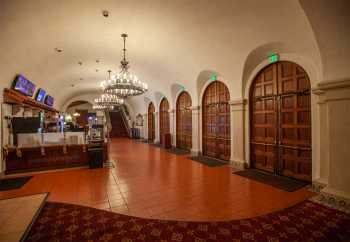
[268,53,279,63]
[179,85,185,91]
[209,73,217,82]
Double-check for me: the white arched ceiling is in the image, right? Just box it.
[299,0,350,82]
[0,0,330,112]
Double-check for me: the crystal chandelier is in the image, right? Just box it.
[94,93,124,106]
[100,33,148,97]
[93,104,114,110]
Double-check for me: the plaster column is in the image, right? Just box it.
[191,106,200,156]
[155,111,160,143]
[169,109,175,147]
[229,99,246,170]
[314,80,350,200]
[142,113,148,140]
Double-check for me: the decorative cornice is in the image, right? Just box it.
[313,79,350,94]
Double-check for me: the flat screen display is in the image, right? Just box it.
[35,88,46,102]
[12,75,36,97]
[44,95,54,106]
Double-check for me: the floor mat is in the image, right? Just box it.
[0,176,32,191]
[234,169,309,192]
[167,148,190,155]
[25,200,350,242]
[189,156,228,167]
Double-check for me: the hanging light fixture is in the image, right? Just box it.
[100,33,148,97]
[94,93,124,106]
[93,104,114,110]
[73,111,80,117]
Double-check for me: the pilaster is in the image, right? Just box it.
[190,106,200,156]
[155,111,160,143]
[169,109,175,146]
[229,99,246,170]
[313,79,350,200]
[142,113,148,140]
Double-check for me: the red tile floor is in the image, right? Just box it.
[0,138,314,221]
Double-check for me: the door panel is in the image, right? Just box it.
[202,81,230,160]
[176,91,192,150]
[148,103,155,142]
[250,61,311,182]
[159,98,170,146]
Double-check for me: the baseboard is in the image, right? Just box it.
[190,149,200,156]
[230,159,247,170]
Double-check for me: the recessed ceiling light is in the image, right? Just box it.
[102,10,109,18]
[54,48,63,52]
[71,84,75,87]
[78,61,83,65]
[80,78,83,81]
[96,60,100,63]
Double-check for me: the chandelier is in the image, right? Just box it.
[93,104,114,110]
[100,33,148,97]
[94,93,124,106]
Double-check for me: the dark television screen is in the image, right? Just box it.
[11,117,41,145]
[44,95,54,106]
[12,75,36,97]
[35,88,46,102]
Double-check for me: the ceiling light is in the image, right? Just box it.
[100,33,148,97]
[93,105,114,110]
[94,93,124,106]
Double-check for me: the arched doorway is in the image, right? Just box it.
[159,98,170,146]
[176,91,192,150]
[148,102,155,142]
[249,61,312,182]
[202,81,230,160]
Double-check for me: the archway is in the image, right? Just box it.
[249,61,312,182]
[202,81,230,160]
[148,102,155,142]
[176,91,192,150]
[159,98,170,146]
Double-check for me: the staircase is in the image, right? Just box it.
[109,111,129,138]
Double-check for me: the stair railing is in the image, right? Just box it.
[120,108,131,137]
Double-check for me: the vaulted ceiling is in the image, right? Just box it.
[0,0,348,114]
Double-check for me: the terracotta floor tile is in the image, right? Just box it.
[0,138,314,221]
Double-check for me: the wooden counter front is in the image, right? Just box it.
[4,144,108,174]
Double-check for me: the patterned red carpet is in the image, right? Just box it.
[25,200,350,242]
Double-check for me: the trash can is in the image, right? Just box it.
[88,147,103,168]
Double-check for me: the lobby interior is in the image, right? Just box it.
[0,0,349,241]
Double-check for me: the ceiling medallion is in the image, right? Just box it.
[100,33,148,97]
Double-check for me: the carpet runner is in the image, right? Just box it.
[24,200,350,242]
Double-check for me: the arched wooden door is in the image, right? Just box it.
[148,102,155,142]
[159,98,170,146]
[250,61,312,182]
[176,91,192,150]
[202,81,230,160]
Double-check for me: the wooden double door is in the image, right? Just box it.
[176,91,192,150]
[159,98,170,146]
[202,81,230,161]
[250,61,312,182]
[148,102,155,142]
